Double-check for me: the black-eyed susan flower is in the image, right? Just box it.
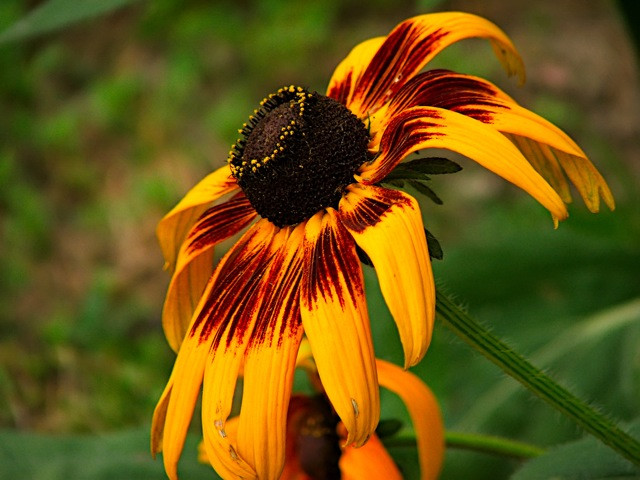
[152,12,614,479]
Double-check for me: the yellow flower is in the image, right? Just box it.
[152,12,614,479]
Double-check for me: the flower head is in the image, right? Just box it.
[152,12,614,479]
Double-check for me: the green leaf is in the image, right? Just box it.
[376,418,404,439]
[425,227,444,260]
[385,157,462,181]
[408,180,443,205]
[0,0,142,45]
[0,427,217,479]
[511,420,640,479]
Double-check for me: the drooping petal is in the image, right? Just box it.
[373,70,615,212]
[347,12,524,118]
[199,220,287,480]
[236,224,306,479]
[162,192,257,351]
[339,184,434,368]
[157,164,238,274]
[506,134,615,213]
[326,36,386,107]
[340,433,402,480]
[300,209,379,447]
[154,317,213,480]
[377,359,445,480]
[151,369,174,458]
[360,106,568,222]
[157,219,279,480]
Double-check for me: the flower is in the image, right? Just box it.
[198,350,445,480]
[152,12,614,479]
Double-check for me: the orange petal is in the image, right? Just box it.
[348,12,524,117]
[198,220,287,479]
[157,164,238,274]
[326,36,386,111]
[157,324,211,480]
[377,359,445,480]
[300,209,379,447]
[162,192,256,351]
[157,219,279,480]
[360,106,568,223]
[339,184,434,368]
[236,224,306,479]
[507,134,615,213]
[340,434,402,480]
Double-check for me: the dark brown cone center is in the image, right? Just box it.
[228,86,370,227]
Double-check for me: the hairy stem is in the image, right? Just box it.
[436,290,640,466]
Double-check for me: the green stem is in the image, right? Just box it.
[446,432,546,459]
[385,432,545,459]
[436,290,640,466]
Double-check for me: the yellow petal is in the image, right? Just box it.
[162,193,256,351]
[348,12,524,117]
[375,70,581,156]
[377,359,445,480]
[157,164,238,274]
[340,433,402,480]
[159,326,211,480]
[199,220,286,479]
[236,224,306,479]
[157,219,280,480]
[151,370,174,458]
[339,184,434,368]
[507,134,615,213]
[326,36,386,114]
[360,106,568,222]
[300,209,379,447]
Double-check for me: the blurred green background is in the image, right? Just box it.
[1,0,639,478]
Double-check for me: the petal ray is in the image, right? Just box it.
[300,209,379,447]
[326,36,386,110]
[507,134,615,213]
[199,220,287,479]
[340,433,402,480]
[349,12,524,117]
[360,106,568,222]
[236,227,305,479]
[377,359,445,480]
[157,219,279,480]
[162,192,257,351]
[157,164,238,274]
[339,184,434,368]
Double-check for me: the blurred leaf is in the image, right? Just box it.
[425,227,444,260]
[511,420,640,479]
[0,427,216,480]
[409,180,443,205]
[0,0,142,45]
[385,157,462,181]
[456,297,640,430]
[376,418,404,439]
